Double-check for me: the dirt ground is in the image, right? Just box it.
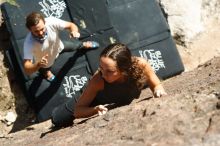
[0,9,220,146]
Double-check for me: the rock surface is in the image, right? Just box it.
[0,57,220,146]
[160,0,220,46]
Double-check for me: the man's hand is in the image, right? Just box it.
[70,31,80,38]
[64,21,80,38]
[95,105,108,116]
[38,54,49,68]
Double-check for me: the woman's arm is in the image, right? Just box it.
[137,57,167,97]
[74,72,107,118]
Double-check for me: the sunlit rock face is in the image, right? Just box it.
[159,0,220,46]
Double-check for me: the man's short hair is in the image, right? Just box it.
[25,12,45,29]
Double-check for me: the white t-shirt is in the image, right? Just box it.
[23,17,66,68]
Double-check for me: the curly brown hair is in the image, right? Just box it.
[100,43,146,90]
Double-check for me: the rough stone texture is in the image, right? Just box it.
[177,19,220,71]
[159,0,220,46]
[202,0,220,21]
[0,57,220,146]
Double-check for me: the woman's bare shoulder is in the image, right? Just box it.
[89,71,104,89]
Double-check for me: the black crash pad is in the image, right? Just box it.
[1,0,184,123]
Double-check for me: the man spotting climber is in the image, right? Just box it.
[23,12,99,81]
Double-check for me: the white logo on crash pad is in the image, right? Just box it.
[39,0,66,18]
[139,49,166,72]
[63,75,88,98]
